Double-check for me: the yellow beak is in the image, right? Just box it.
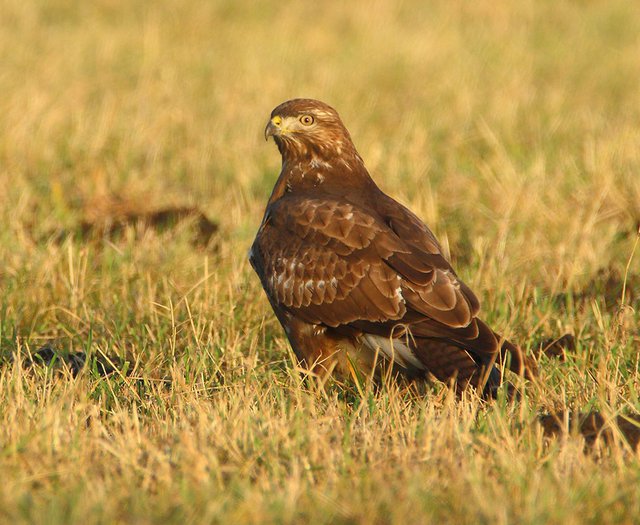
[264,115,283,141]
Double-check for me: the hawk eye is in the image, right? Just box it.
[299,115,314,126]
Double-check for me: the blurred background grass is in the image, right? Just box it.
[0,0,639,523]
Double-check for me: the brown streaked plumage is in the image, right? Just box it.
[250,98,536,396]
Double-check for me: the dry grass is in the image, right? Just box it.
[1,0,639,523]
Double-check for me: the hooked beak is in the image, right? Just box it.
[264,115,283,141]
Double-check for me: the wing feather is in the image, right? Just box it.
[250,193,492,354]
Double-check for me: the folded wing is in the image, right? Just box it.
[250,194,500,363]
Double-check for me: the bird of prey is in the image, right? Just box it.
[250,98,536,396]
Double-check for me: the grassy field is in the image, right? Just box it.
[1,0,640,523]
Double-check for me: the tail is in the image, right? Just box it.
[413,336,537,398]
[412,339,501,397]
[498,338,538,381]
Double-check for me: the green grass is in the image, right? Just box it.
[1,0,640,523]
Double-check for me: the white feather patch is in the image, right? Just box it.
[361,334,426,370]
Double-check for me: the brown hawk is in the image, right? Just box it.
[250,98,536,396]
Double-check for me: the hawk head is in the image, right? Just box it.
[265,99,359,163]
